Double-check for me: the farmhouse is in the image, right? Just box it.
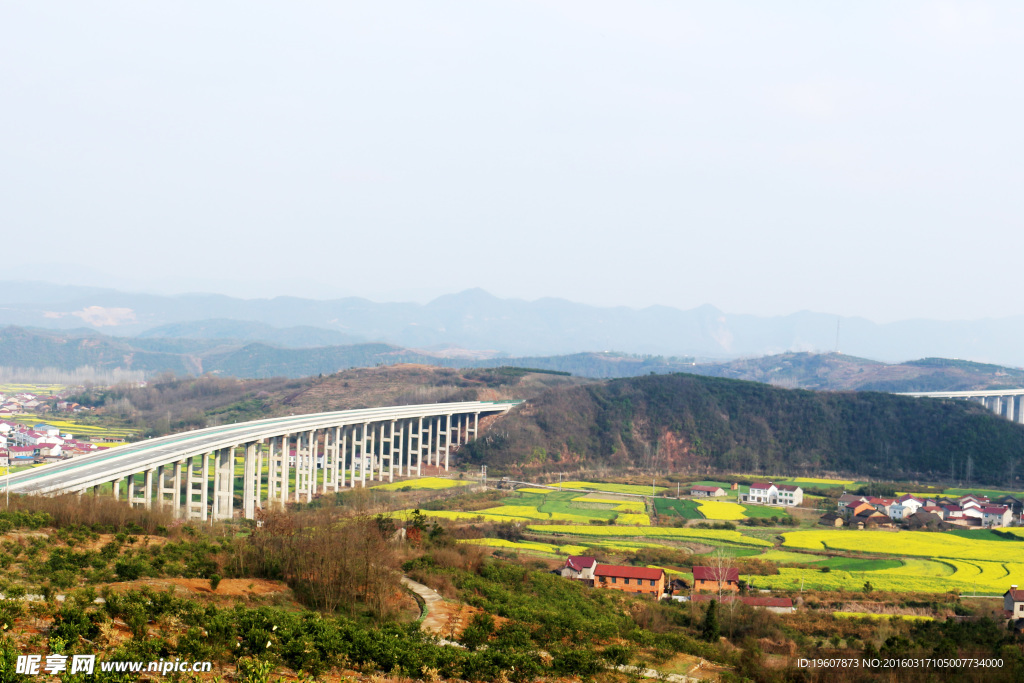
[818,512,844,527]
[847,502,876,518]
[852,509,888,528]
[837,493,868,512]
[690,485,725,498]
[1004,585,1024,624]
[981,506,1012,528]
[561,556,597,584]
[692,566,740,593]
[593,565,665,597]
[742,482,803,507]
[868,497,896,517]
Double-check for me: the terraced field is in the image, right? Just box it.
[767,529,1024,593]
[783,529,1024,564]
[6,415,138,441]
[533,524,774,547]
[654,498,703,520]
[697,500,746,520]
[554,481,665,495]
[790,477,856,486]
[372,476,472,491]
[458,538,590,555]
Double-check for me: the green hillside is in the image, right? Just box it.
[460,373,1024,487]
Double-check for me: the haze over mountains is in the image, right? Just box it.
[6,281,1024,369]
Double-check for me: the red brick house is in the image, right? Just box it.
[593,565,665,597]
[692,566,740,593]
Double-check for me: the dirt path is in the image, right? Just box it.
[401,577,447,633]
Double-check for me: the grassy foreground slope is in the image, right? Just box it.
[460,373,1024,486]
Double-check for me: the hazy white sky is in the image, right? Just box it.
[3,2,1022,321]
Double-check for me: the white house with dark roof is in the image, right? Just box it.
[745,482,777,504]
[981,506,1012,528]
[743,481,803,507]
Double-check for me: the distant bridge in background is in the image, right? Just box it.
[899,389,1024,424]
[3,400,519,521]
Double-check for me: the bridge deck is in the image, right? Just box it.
[5,400,515,496]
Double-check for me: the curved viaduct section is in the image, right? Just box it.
[4,400,518,521]
[899,389,1024,424]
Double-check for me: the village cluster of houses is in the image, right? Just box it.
[559,556,795,612]
[0,421,109,467]
[0,390,85,418]
[830,492,1019,529]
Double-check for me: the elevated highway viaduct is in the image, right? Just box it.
[898,389,1024,424]
[3,400,519,521]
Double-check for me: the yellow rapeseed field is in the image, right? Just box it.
[532,524,773,546]
[571,496,645,511]
[371,477,471,491]
[697,500,747,520]
[783,529,1024,563]
[555,481,665,495]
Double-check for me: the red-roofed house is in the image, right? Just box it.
[868,498,896,516]
[837,493,868,513]
[561,556,597,583]
[940,504,963,520]
[690,485,726,497]
[981,506,1012,528]
[688,594,795,613]
[1004,585,1024,621]
[593,565,665,597]
[692,566,740,593]
[776,483,803,506]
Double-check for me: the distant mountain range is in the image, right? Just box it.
[6,281,1024,365]
[2,325,1024,393]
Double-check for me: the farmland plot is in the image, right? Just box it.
[533,524,773,547]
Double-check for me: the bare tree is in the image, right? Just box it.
[707,547,738,637]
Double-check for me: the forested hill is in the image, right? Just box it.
[461,373,1024,487]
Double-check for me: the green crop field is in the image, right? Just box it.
[654,498,703,519]
[944,487,1024,499]
[741,504,792,519]
[789,477,856,486]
